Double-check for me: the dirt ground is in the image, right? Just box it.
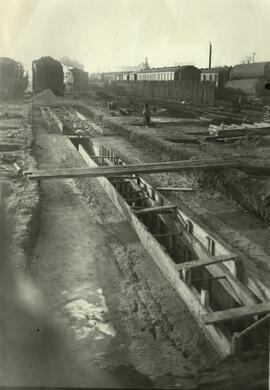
[1,98,268,389]
[92,135,270,292]
[80,90,270,227]
[79,91,270,292]
[29,107,220,389]
[31,104,268,389]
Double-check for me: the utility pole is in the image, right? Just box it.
[252,52,256,63]
[209,41,212,69]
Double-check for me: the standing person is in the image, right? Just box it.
[142,103,151,127]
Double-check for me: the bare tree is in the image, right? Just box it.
[139,57,150,70]
[241,53,256,64]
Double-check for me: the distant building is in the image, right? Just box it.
[60,56,84,71]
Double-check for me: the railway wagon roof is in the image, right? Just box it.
[137,65,198,74]
[201,66,231,73]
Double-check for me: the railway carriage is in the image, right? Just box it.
[201,67,231,89]
[136,65,201,82]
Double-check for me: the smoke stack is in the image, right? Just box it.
[209,42,212,69]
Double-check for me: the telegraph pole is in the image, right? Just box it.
[209,41,212,68]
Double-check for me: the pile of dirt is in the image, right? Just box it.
[32,89,56,104]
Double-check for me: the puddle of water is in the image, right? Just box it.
[71,325,95,340]
[65,297,116,340]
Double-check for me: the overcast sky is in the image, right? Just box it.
[0,0,269,73]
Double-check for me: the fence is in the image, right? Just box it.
[115,80,215,106]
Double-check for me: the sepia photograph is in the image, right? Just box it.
[0,0,269,389]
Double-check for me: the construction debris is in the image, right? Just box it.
[208,122,270,139]
[32,89,57,104]
[119,108,131,116]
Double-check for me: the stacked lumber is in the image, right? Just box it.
[208,122,270,140]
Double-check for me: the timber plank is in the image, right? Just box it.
[156,187,194,192]
[26,159,242,180]
[203,302,270,325]
[134,205,177,215]
[176,254,238,271]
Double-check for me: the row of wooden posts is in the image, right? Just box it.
[116,80,215,106]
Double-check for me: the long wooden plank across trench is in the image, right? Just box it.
[176,254,238,271]
[134,205,177,215]
[26,159,242,180]
[203,302,270,325]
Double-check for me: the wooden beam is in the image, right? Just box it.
[240,313,270,337]
[25,159,242,180]
[126,196,148,203]
[156,187,194,192]
[192,276,226,283]
[203,302,270,325]
[121,190,144,196]
[90,155,118,159]
[134,205,177,216]
[176,254,238,271]
[68,135,89,139]
[109,176,139,179]
[153,232,182,238]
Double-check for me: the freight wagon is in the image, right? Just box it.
[71,68,89,91]
[231,62,270,80]
[0,57,28,100]
[223,62,270,104]
[32,56,64,95]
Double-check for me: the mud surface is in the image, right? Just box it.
[1,98,268,389]
[81,91,270,227]
[29,107,220,389]
[92,135,270,292]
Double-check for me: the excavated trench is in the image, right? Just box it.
[26,104,269,389]
[44,104,270,354]
[74,99,270,227]
[69,137,269,354]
